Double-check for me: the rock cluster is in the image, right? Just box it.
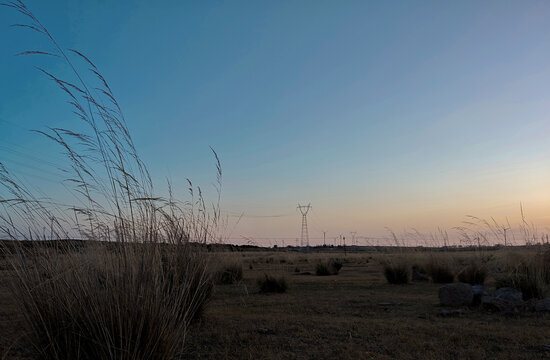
[438,283,550,314]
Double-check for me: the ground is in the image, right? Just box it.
[185,249,550,360]
[1,248,549,359]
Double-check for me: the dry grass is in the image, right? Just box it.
[457,262,488,285]
[215,261,243,285]
[425,255,455,283]
[5,242,212,360]
[257,273,288,293]
[183,247,549,360]
[1,2,550,360]
[495,249,550,300]
[383,262,410,284]
[315,258,343,276]
[0,2,219,359]
[2,247,550,359]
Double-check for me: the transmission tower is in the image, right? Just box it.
[297,203,312,247]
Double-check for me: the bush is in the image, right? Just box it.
[457,263,487,285]
[315,259,343,276]
[496,261,549,300]
[7,243,212,360]
[411,265,429,281]
[258,274,288,293]
[215,262,243,284]
[426,259,455,283]
[1,3,218,359]
[383,263,409,284]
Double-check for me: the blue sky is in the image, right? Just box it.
[2,1,550,245]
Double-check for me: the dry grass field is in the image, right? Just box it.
[2,2,550,360]
[4,246,547,360]
[183,248,550,360]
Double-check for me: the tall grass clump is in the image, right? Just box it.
[0,2,219,359]
[257,274,288,293]
[215,261,243,284]
[495,251,550,300]
[425,255,455,283]
[8,242,213,360]
[315,259,343,276]
[457,262,487,285]
[382,259,409,284]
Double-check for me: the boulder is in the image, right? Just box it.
[494,287,523,302]
[534,298,550,312]
[481,289,524,313]
[439,283,473,307]
[481,296,518,313]
[472,285,489,306]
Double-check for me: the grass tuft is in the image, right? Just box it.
[215,262,243,285]
[426,257,455,283]
[315,259,343,276]
[383,262,409,284]
[1,2,220,359]
[6,242,213,360]
[495,254,550,300]
[258,274,288,293]
[457,263,487,285]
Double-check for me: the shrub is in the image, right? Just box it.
[315,259,343,276]
[215,262,243,284]
[7,243,213,360]
[383,263,409,284]
[457,263,487,285]
[495,260,549,300]
[411,265,429,281]
[1,3,218,359]
[258,274,288,293]
[426,258,455,283]
[315,262,332,276]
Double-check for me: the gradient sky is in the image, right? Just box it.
[2,1,550,246]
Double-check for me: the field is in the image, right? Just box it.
[3,2,550,360]
[2,246,549,360]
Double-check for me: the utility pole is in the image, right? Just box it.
[323,231,326,246]
[297,203,311,248]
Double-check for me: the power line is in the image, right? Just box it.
[221,211,291,218]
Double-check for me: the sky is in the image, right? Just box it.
[1,0,550,246]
